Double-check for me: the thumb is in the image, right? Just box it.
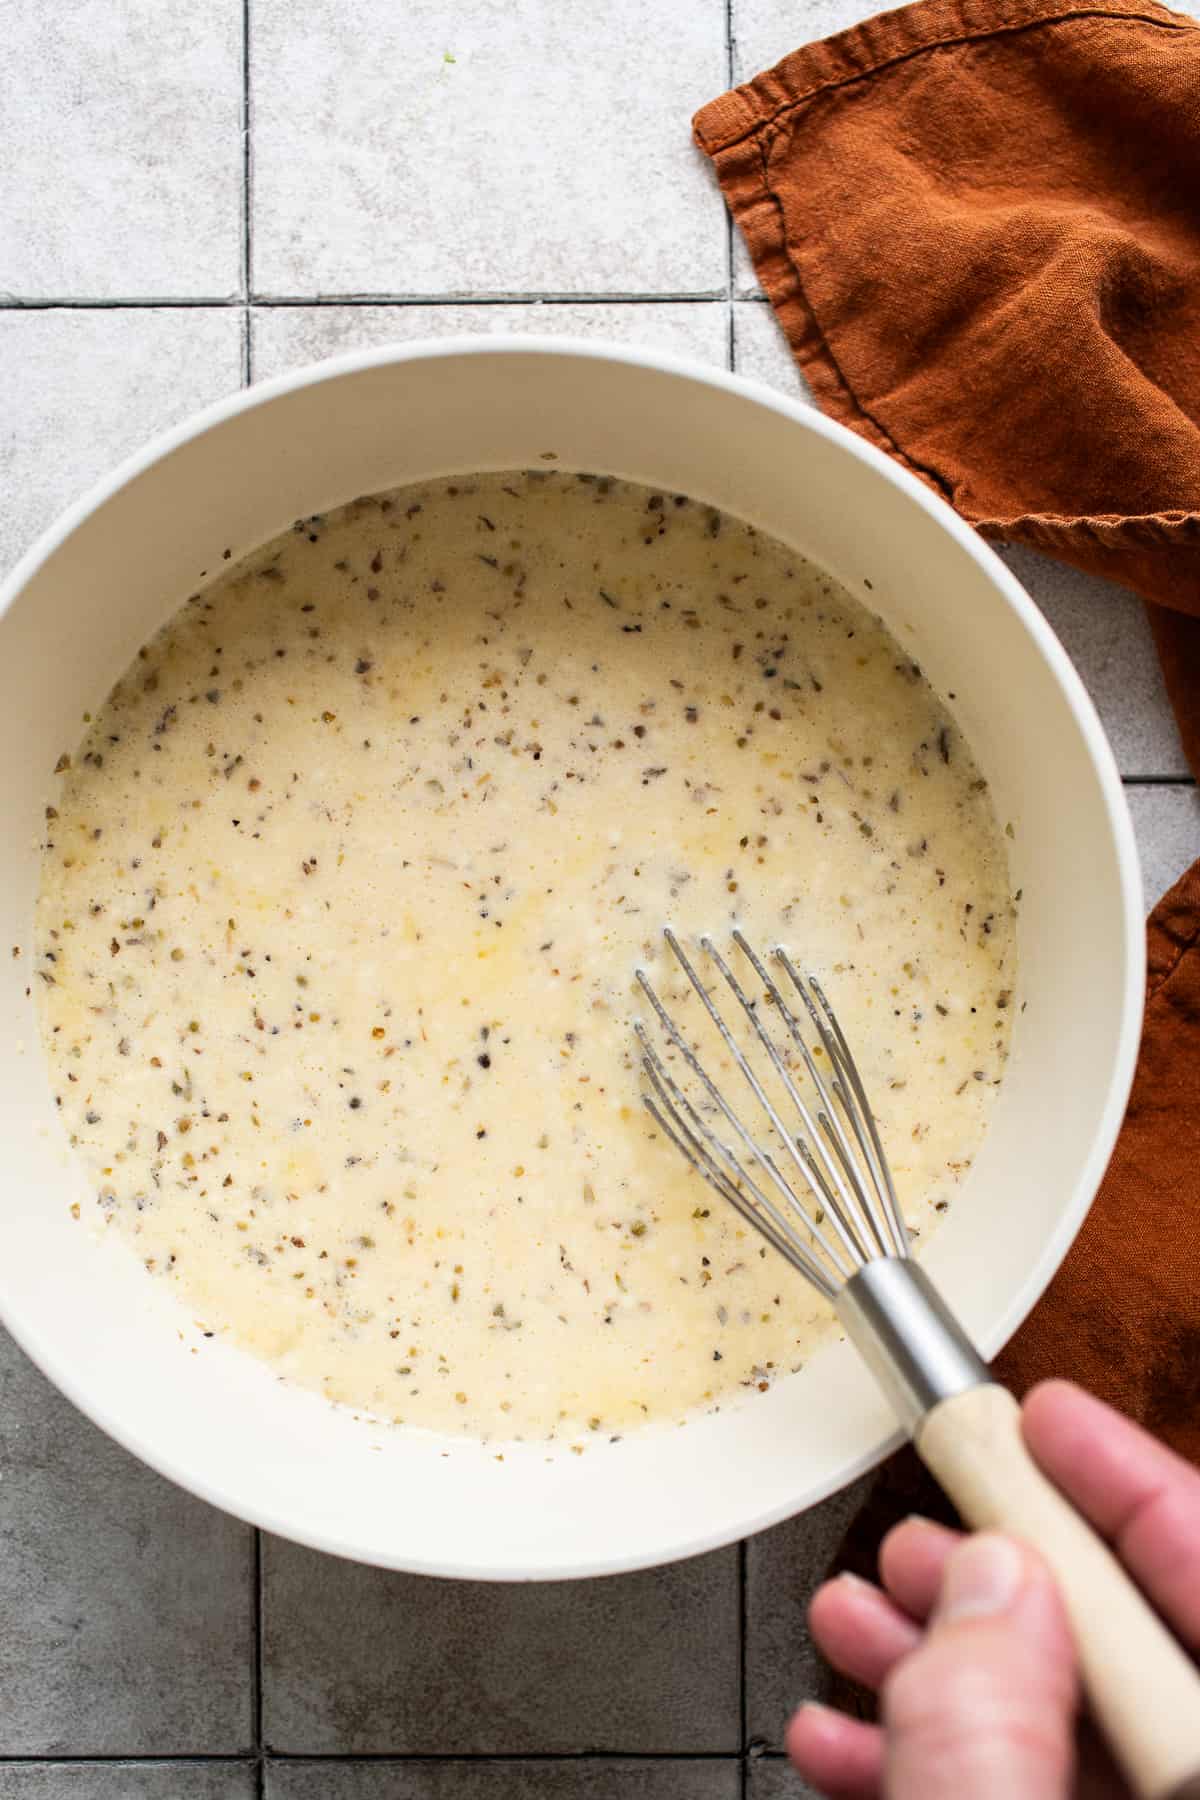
[881,1532,1080,1800]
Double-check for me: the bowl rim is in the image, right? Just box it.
[0,335,1145,1575]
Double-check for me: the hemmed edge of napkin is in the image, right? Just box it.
[694,0,1200,555]
[693,0,1195,161]
[1145,845,1200,991]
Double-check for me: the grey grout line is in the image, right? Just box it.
[268,1753,743,1764]
[738,1539,749,1784]
[250,291,729,307]
[0,1753,746,1766]
[0,296,245,309]
[242,0,253,304]
[242,0,254,386]
[253,1530,265,1795]
[724,0,736,390]
[0,292,728,311]
[0,1758,256,1767]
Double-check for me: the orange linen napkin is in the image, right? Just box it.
[693,0,1200,1628]
[694,0,1200,779]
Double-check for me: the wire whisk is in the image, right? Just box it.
[633,927,1200,1800]
[635,926,906,1301]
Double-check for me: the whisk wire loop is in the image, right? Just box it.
[638,1060,838,1300]
[636,1018,795,1241]
[633,981,853,1284]
[780,954,909,1255]
[696,934,884,1272]
[636,930,907,1287]
[725,931,889,1262]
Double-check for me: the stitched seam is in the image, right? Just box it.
[709,6,1192,153]
[756,129,958,500]
[1147,909,1200,999]
[977,508,1200,529]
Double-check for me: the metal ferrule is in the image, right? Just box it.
[835,1258,989,1435]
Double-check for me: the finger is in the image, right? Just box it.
[809,1572,922,1689]
[786,1702,884,1799]
[883,1533,1079,1800]
[878,1515,962,1621]
[1024,1380,1200,1650]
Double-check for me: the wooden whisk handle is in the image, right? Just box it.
[917,1384,1200,1800]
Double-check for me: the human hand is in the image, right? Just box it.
[787,1379,1200,1799]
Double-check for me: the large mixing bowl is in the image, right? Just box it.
[0,341,1142,1578]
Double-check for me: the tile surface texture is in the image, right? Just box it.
[732,302,812,403]
[0,3,242,299]
[0,1333,253,1755]
[1,0,1198,1785]
[262,1540,740,1753]
[0,310,244,578]
[745,1479,877,1750]
[0,1770,256,1800]
[250,0,728,297]
[746,1757,821,1798]
[1129,785,1200,909]
[267,1761,741,1798]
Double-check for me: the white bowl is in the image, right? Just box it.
[0,340,1142,1579]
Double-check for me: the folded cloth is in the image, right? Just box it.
[694,0,1200,775]
[693,0,1200,1707]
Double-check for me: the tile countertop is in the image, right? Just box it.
[1,2,1196,1796]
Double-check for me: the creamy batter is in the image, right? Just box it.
[36,472,1015,1442]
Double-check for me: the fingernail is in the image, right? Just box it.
[835,1570,873,1592]
[792,1701,840,1742]
[938,1534,1024,1621]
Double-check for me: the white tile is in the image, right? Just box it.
[1128,786,1200,911]
[0,309,244,581]
[733,234,765,301]
[732,301,812,404]
[251,301,730,383]
[733,0,885,80]
[997,548,1187,780]
[0,4,242,298]
[250,0,728,298]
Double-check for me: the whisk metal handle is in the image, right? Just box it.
[835,1257,988,1434]
[839,1261,1200,1800]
